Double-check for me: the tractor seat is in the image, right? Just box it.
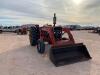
[54,27,62,40]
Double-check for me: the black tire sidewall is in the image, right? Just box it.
[37,40,45,54]
[29,26,39,46]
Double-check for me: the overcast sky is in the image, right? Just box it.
[0,0,100,25]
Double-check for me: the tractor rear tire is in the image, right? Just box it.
[29,37,38,46]
[29,26,39,46]
[37,40,45,54]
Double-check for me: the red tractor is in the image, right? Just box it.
[29,14,91,66]
[17,26,27,35]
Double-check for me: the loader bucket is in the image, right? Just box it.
[49,43,91,67]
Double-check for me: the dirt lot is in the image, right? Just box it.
[0,31,100,75]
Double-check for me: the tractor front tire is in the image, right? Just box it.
[37,40,45,54]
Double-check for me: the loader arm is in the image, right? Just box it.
[62,28,75,43]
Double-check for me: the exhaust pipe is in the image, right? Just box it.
[53,13,56,27]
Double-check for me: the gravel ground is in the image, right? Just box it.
[0,31,100,75]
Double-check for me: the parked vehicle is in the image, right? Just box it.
[1,26,19,32]
[16,25,27,35]
[93,27,100,35]
[64,25,82,30]
[0,26,3,33]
